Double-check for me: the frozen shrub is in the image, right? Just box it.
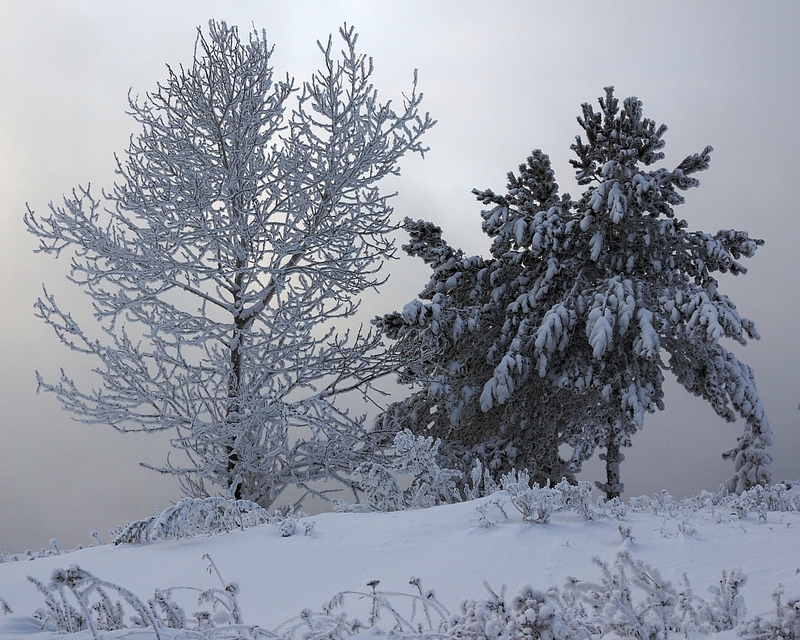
[447,582,591,640]
[26,557,244,640]
[501,469,558,523]
[704,568,748,630]
[498,471,597,523]
[447,582,516,639]
[616,483,798,523]
[112,497,304,544]
[393,430,463,508]
[572,552,681,640]
[28,566,161,638]
[337,429,461,512]
[15,559,800,640]
[740,585,800,640]
[599,496,629,520]
[554,478,596,520]
[463,459,500,501]
[340,462,406,513]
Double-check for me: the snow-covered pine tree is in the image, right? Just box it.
[379,218,606,488]
[382,87,769,497]
[25,21,434,507]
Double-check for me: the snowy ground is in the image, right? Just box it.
[0,487,798,639]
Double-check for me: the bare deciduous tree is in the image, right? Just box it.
[25,21,434,506]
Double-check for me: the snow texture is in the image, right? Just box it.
[1,484,799,639]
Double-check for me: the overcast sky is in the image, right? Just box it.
[1,1,798,554]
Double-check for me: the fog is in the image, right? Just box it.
[1,1,798,553]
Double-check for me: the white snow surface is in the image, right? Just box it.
[0,490,799,638]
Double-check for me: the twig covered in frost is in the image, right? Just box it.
[740,585,800,640]
[335,429,461,512]
[15,554,800,640]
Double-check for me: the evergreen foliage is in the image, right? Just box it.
[382,87,769,496]
[25,21,433,507]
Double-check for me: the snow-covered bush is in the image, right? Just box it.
[569,554,752,640]
[26,557,243,640]
[501,469,559,523]
[498,472,597,523]
[22,565,451,640]
[575,552,680,640]
[340,462,406,513]
[463,458,500,501]
[740,585,800,640]
[283,576,450,639]
[29,566,164,636]
[0,539,92,564]
[622,482,799,520]
[336,429,461,512]
[599,496,629,520]
[112,497,309,544]
[699,571,751,632]
[14,553,799,640]
[447,582,582,640]
[393,430,463,508]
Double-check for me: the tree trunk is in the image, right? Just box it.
[600,440,624,499]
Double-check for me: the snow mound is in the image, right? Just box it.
[0,485,798,639]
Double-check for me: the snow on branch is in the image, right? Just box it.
[383,86,768,499]
[25,19,435,507]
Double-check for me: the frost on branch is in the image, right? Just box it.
[25,558,244,640]
[741,585,800,640]
[18,552,795,640]
[25,21,434,507]
[382,87,768,497]
[335,429,462,511]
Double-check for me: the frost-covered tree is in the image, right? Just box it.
[25,21,434,506]
[379,219,600,488]
[383,87,769,497]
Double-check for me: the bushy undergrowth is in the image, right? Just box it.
[334,430,463,512]
[741,585,800,640]
[334,429,800,523]
[1,499,313,564]
[9,551,797,640]
[474,473,799,530]
[110,497,312,544]
[24,555,244,640]
[3,475,796,563]
[0,534,103,564]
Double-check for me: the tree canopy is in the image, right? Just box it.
[382,87,769,497]
[26,21,434,506]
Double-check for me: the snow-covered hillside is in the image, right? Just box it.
[1,485,799,639]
